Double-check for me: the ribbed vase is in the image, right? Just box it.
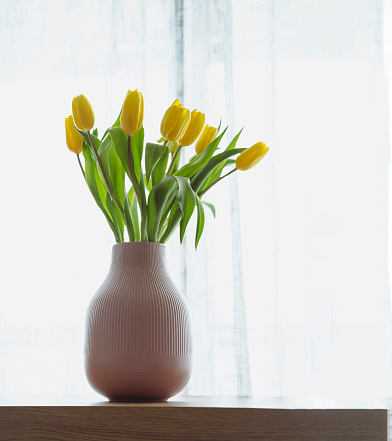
[84,241,192,401]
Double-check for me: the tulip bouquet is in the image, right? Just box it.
[65,91,269,246]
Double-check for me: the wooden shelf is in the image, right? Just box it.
[0,396,387,441]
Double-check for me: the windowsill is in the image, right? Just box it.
[0,396,388,440]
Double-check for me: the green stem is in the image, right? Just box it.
[128,136,147,241]
[124,193,136,242]
[87,131,125,219]
[167,145,182,175]
[127,137,140,204]
[198,168,237,197]
[77,153,85,180]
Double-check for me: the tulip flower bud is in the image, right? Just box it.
[195,125,218,155]
[172,98,182,107]
[72,96,84,131]
[73,94,95,131]
[65,115,83,154]
[179,109,205,146]
[171,141,179,153]
[235,142,269,171]
[120,89,144,136]
[160,100,191,142]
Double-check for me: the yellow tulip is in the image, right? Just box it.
[172,98,182,107]
[171,141,179,153]
[120,89,144,136]
[72,94,95,131]
[72,96,84,131]
[235,142,269,171]
[160,100,191,142]
[179,109,205,146]
[195,125,218,154]
[65,115,83,154]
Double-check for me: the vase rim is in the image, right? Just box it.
[112,241,166,250]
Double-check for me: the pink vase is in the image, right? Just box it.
[84,241,192,401]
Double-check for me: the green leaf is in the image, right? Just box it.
[202,200,216,218]
[199,159,235,194]
[191,148,246,193]
[108,126,130,179]
[195,196,205,248]
[105,193,124,242]
[98,136,123,201]
[109,146,125,208]
[89,134,110,189]
[147,176,177,242]
[157,191,178,240]
[153,148,170,186]
[172,176,196,242]
[225,128,243,151]
[99,108,123,143]
[145,143,170,184]
[76,129,90,146]
[145,174,153,192]
[174,127,228,178]
[97,137,125,242]
[139,169,149,241]
[169,148,182,175]
[83,143,121,243]
[198,129,243,193]
[97,134,126,226]
[77,129,101,151]
[109,126,147,238]
[112,108,122,128]
[123,190,135,241]
[159,195,215,247]
[131,127,144,185]
[129,188,141,241]
[159,206,182,244]
[84,143,107,211]
[97,134,111,171]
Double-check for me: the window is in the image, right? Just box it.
[0,0,390,407]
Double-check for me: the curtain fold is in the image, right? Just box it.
[0,0,390,406]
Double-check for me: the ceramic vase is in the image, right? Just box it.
[84,241,192,401]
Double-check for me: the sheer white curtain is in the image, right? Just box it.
[0,0,390,407]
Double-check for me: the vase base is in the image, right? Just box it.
[108,398,168,403]
[85,354,192,401]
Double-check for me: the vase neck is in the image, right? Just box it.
[110,241,167,272]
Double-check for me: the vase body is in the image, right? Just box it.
[84,242,192,401]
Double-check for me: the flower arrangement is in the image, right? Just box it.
[65,91,269,247]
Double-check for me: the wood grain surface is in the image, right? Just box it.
[0,399,387,441]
